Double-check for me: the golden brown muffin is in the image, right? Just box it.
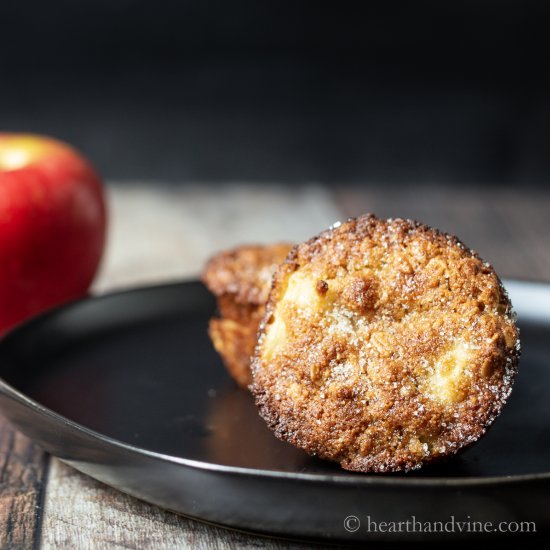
[251,215,520,472]
[203,243,293,387]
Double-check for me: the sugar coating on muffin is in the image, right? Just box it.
[251,215,520,472]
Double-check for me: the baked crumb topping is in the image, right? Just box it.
[252,215,519,472]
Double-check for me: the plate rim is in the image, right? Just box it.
[0,277,549,488]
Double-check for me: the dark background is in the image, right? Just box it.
[1,1,549,184]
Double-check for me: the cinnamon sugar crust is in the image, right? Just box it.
[251,215,520,472]
[203,243,293,387]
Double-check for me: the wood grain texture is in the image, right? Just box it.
[0,418,48,549]
[40,460,322,550]
[39,183,340,550]
[333,185,550,281]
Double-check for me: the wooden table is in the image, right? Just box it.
[1,183,549,549]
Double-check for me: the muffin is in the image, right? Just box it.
[251,215,520,472]
[202,243,293,387]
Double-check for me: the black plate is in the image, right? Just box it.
[0,280,549,543]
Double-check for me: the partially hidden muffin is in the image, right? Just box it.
[251,215,520,472]
[202,243,293,388]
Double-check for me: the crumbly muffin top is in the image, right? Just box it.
[252,215,520,472]
[202,243,293,305]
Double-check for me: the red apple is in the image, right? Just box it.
[0,133,107,333]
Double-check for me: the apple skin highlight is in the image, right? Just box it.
[0,133,107,333]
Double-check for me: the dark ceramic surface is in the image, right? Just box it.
[0,280,548,542]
